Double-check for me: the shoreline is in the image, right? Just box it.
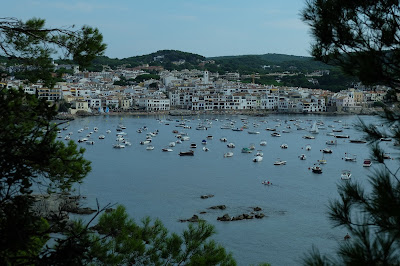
[56,108,380,120]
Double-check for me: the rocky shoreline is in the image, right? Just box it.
[30,193,98,230]
[56,107,382,121]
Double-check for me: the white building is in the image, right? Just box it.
[138,98,170,111]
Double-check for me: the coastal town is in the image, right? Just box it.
[0,62,395,116]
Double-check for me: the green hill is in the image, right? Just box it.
[1,50,357,92]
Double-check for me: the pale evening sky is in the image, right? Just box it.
[3,0,313,59]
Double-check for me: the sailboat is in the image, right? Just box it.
[310,121,319,134]
[318,153,327,164]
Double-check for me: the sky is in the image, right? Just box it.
[3,0,313,59]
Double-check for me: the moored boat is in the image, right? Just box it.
[326,140,337,145]
[335,135,350,139]
[227,142,235,148]
[341,170,352,180]
[260,140,267,146]
[241,147,252,153]
[311,166,322,174]
[344,153,357,162]
[179,150,194,156]
[322,148,333,154]
[253,155,263,162]
[274,159,287,165]
[223,152,234,157]
[363,159,372,167]
[349,139,367,143]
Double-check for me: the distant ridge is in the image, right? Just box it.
[210,53,312,63]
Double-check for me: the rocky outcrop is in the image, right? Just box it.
[217,212,265,222]
[31,193,97,222]
[208,205,226,210]
[179,214,203,223]
[217,214,231,221]
[215,207,266,222]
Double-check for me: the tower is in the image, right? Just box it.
[203,70,209,84]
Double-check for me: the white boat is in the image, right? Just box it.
[113,143,125,149]
[271,132,281,137]
[220,124,233,129]
[305,144,312,151]
[249,143,256,150]
[224,152,234,158]
[260,140,267,146]
[220,137,228,142]
[169,142,176,147]
[64,136,71,140]
[322,148,333,154]
[116,136,125,142]
[256,150,263,157]
[78,138,88,143]
[299,154,306,160]
[140,140,151,145]
[344,153,357,162]
[303,135,315,139]
[162,148,173,152]
[274,159,287,165]
[253,155,263,162]
[86,140,95,145]
[341,170,352,180]
[201,140,207,145]
[106,129,111,134]
[146,145,155,150]
[203,146,209,152]
[310,121,319,134]
[311,166,323,174]
[122,140,131,146]
[207,135,213,139]
[363,159,372,167]
[98,135,105,139]
[227,142,235,148]
[248,131,260,134]
[335,135,350,139]
[280,143,288,149]
[181,136,190,141]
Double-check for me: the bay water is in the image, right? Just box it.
[61,113,396,265]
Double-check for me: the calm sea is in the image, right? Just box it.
[61,113,396,265]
